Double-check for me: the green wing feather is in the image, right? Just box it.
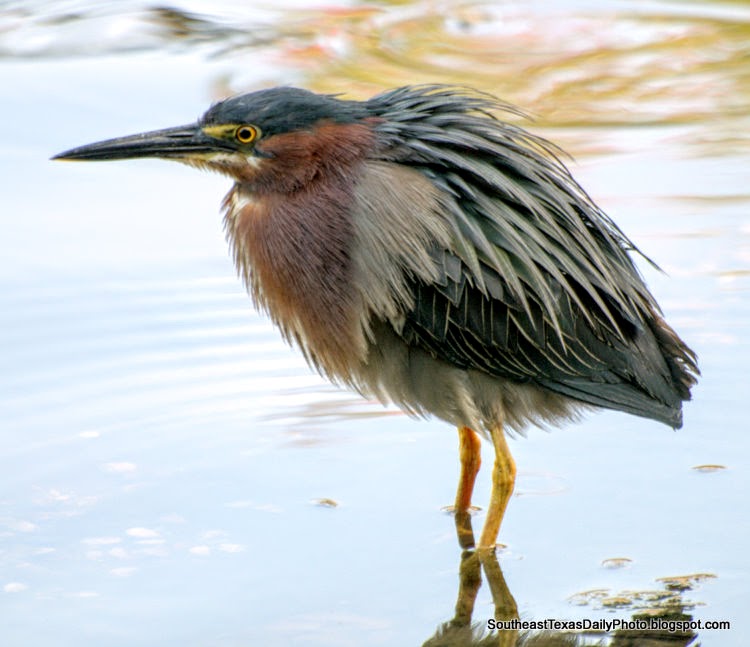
[366,86,698,427]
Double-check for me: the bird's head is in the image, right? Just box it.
[53,87,374,190]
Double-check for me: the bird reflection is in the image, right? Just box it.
[422,515,699,647]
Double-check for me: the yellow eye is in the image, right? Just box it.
[235,125,258,144]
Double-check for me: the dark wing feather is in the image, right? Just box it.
[402,254,692,427]
[366,86,698,427]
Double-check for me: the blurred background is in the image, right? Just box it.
[0,1,748,645]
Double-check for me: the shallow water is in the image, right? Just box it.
[1,2,749,646]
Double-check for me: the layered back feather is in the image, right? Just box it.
[361,86,698,428]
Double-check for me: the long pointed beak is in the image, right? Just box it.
[52,123,230,161]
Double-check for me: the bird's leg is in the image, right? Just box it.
[478,426,516,551]
[455,426,482,511]
[454,426,482,548]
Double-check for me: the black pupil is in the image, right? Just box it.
[238,128,252,141]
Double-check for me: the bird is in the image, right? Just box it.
[53,85,699,551]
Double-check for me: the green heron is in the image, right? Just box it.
[54,85,698,550]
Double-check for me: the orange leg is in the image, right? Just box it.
[478,425,516,551]
[455,426,482,512]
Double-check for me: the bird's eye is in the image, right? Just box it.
[235,125,258,144]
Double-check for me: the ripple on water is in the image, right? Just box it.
[1,271,344,447]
